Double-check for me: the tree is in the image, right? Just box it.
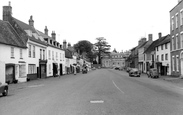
[73,40,95,62]
[94,37,111,64]
[73,40,93,55]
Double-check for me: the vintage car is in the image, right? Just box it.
[147,68,159,78]
[126,67,132,73]
[129,68,141,77]
[0,82,8,96]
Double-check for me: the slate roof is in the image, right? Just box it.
[13,18,47,46]
[0,20,27,48]
[138,41,148,49]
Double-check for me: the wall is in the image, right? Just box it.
[0,61,5,83]
[0,44,27,82]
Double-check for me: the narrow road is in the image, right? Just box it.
[0,69,183,115]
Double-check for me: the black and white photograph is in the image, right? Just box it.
[0,0,183,114]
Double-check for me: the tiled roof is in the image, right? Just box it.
[65,49,73,58]
[13,18,47,46]
[138,41,148,49]
[155,35,170,47]
[144,37,165,53]
[0,20,27,48]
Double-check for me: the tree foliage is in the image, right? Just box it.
[94,37,111,64]
[73,40,96,62]
[73,40,93,55]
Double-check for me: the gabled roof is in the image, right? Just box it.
[155,34,170,47]
[0,20,27,48]
[138,41,148,49]
[65,49,73,59]
[13,18,47,46]
[144,37,165,53]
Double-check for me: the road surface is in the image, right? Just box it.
[0,69,183,115]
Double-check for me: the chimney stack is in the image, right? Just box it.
[158,32,162,39]
[29,15,34,27]
[51,31,56,40]
[44,26,48,35]
[148,34,153,41]
[63,40,67,49]
[68,43,71,49]
[3,1,12,21]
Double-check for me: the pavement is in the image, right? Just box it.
[140,72,183,88]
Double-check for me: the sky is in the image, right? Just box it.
[0,0,178,52]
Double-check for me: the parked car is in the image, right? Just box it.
[129,68,141,77]
[114,66,120,70]
[126,67,132,73]
[0,82,8,96]
[147,68,159,78]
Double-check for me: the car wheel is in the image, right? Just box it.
[3,88,8,96]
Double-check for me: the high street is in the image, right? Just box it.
[0,69,183,115]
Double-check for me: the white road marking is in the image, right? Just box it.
[112,80,124,94]
[28,84,44,88]
[90,100,104,103]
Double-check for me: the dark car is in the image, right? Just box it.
[0,82,8,96]
[147,68,159,78]
[129,68,141,77]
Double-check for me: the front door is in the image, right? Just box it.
[60,64,63,76]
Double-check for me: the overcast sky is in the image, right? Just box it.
[0,0,178,52]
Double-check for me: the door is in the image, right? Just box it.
[60,64,63,76]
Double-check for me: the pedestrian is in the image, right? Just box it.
[74,65,77,75]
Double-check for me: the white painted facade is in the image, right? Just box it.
[0,44,27,82]
[0,61,6,83]
[155,42,171,75]
[47,46,65,76]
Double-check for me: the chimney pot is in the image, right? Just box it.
[29,15,34,27]
[158,32,162,39]
[44,26,48,35]
[51,31,56,40]
[148,34,153,41]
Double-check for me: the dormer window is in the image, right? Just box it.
[50,40,52,45]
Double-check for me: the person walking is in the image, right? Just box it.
[74,65,77,75]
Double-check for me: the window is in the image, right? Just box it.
[43,50,45,60]
[151,54,154,61]
[157,47,158,51]
[40,49,42,60]
[60,53,62,61]
[176,34,179,49]
[157,55,159,61]
[171,16,174,30]
[11,47,14,58]
[33,46,35,58]
[181,32,183,48]
[165,43,167,49]
[29,45,31,57]
[49,64,51,74]
[172,56,175,71]
[52,51,54,60]
[56,52,58,60]
[165,54,168,60]
[176,13,178,28]
[161,54,164,61]
[180,10,183,25]
[20,49,23,59]
[28,64,36,74]
[161,45,163,50]
[49,50,51,60]
[172,36,174,51]
[176,55,179,72]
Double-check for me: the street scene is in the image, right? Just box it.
[1,69,183,115]
[1,0,183,115]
